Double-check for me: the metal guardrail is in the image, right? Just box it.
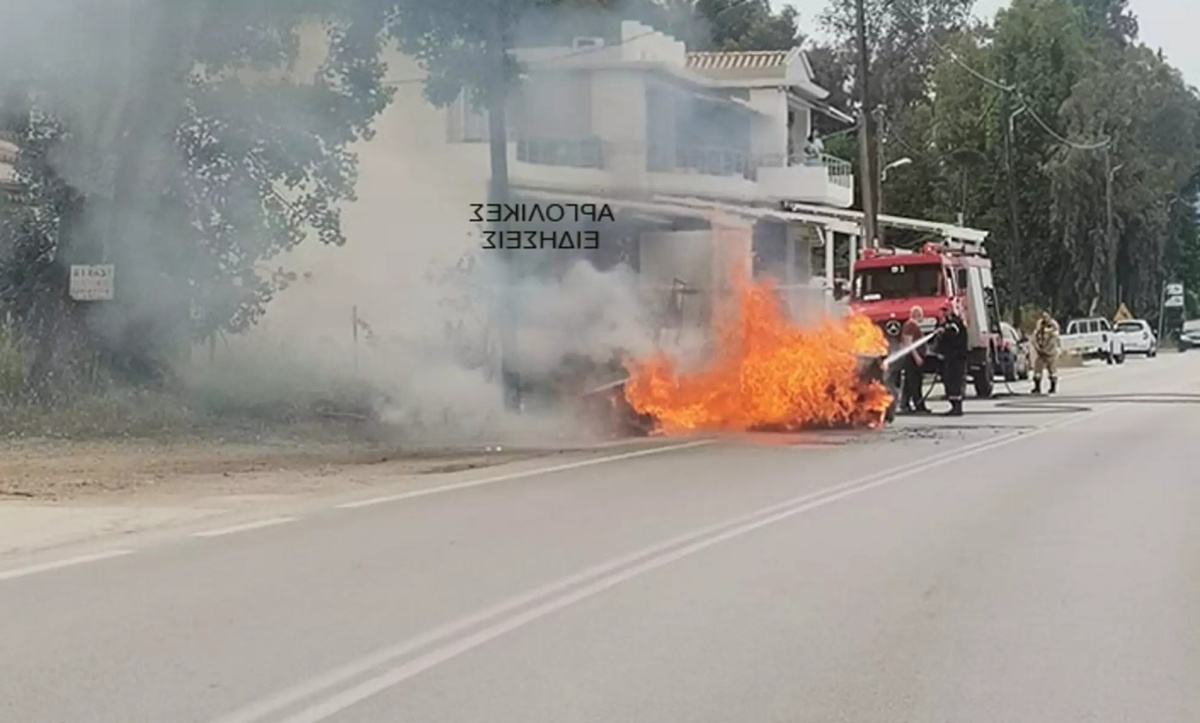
[516,138,606,169]
[758,152,853,189]
[513,138,851,191]
[822,154,853,189]
[647,145,757,181]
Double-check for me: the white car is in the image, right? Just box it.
[1113,319,1157,357]
[1178,320,1200,351]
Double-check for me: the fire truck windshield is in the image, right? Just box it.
[854,264,942,301]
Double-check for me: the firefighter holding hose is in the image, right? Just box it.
[935,309,968,417]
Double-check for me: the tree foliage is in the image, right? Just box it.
[0,1,394,393]
[812,0,1200,323]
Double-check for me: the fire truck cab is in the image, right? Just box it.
[849,239,1004,398]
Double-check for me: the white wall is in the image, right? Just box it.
[589,69,648,182]
[789,105,811,157]
[255,48,491,352]
[746,89,788,161]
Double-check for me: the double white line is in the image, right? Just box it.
[210,405,1112,723]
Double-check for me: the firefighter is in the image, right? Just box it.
[935,309,968,417]
[1031,310,1061,395]
[900,306,931,414]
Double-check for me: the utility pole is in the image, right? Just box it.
[1002,101,1025,327]
[854,0,878,248]
[488,15,520,412]
[1104,146,1123,316]
[873,106,886,244]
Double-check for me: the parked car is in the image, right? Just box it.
[1061,316,1126,364]
[1178,320,1200,351]
[1113,319,1157,357]
[997,321,1031,381]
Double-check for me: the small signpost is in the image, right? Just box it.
[1164,282,1185,308]
[68,264,115,301]
[1159,280,1186,342]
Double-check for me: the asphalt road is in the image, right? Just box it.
[2,352,1199,722]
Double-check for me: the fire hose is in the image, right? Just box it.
[880,331,1035,410]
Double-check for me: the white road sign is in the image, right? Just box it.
[1166,283,1184,297]
[69,264,115,301]
[1164,294,1185,308]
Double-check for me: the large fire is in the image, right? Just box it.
[623,272,893,434]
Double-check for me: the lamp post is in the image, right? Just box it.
[876,157,912,244]
[880,157,912,184]
[1104,149,1124,312]
[854,0,878,248]
[1004,105,1026,326]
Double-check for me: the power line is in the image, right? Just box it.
[903,8,1111,152]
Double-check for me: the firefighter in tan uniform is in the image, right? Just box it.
[1031,311,1061,395]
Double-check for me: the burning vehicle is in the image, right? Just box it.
[621,269,894,434]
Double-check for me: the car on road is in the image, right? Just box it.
[1178,319,1200,351]
[1113,319,1158,357]
[1061,316,1126,364]
[997,321,1031,381]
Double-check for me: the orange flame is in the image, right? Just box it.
[623,270,892,434]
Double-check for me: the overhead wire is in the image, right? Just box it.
[892,5,1111,152]
[379,0,1111,154]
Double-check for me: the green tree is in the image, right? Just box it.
[0,1,394,393]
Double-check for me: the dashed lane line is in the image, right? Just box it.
[228,403,1123,723]
[189,517,300,539]
[0,550,135,582]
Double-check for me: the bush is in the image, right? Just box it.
[0,319,27,402]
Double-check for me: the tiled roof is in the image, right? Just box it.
[685,50,792,71]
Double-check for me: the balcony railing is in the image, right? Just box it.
[758,152,854,189]
[515,137,605,169]
[647,145,757,181]
[511,139,853,193]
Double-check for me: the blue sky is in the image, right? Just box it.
[785,0,1199,87]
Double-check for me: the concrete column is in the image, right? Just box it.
[784,226,796,316]
[823,227,835,294]
[848,234,859,288]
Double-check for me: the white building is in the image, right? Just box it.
[265,20,988,353]
[440,21,986,317]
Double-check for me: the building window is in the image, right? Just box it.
[446,90,489,143]
[446,89,520,144]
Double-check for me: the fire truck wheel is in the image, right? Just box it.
[974,351,996,399]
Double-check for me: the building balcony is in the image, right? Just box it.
[643,144,760,201]
[757,152,855,208]
[509,137,620,192]
[515,137,605,169]
[507,137,852,208]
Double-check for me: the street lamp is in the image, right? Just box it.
[877,156,913,226]
[881,156,913,183]
[1104,154,1124,309]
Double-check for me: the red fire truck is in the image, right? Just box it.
[849,239,1004,398]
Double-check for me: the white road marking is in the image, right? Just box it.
[275,406,1117,723]
[212,405,1116,723]
[190,517,298,539]
[0,550,134,582]
[334,439,714,509]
